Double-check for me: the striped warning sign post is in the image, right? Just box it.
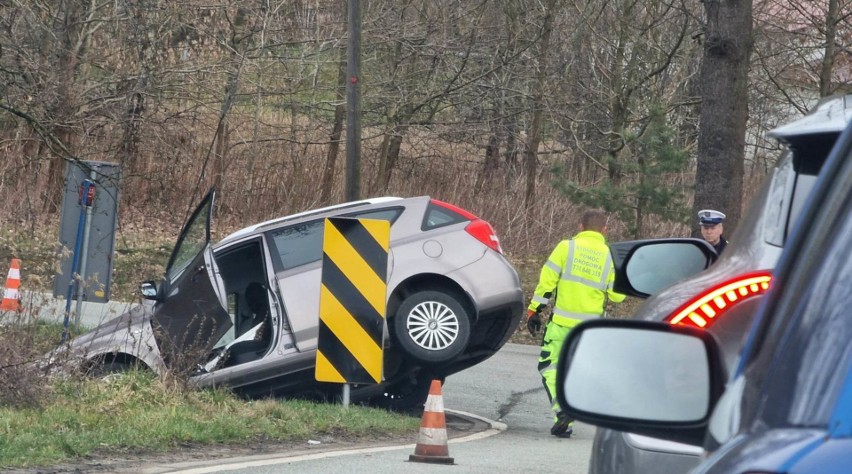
[315,217,390,386]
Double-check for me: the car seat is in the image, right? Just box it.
[224,282,272,367]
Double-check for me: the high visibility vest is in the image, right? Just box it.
[528,231,625,327]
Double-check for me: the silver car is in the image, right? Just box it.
[593,94,852,472]
[61,192,523,410]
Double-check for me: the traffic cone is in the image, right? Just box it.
[1,258,22,312]
[409,379,454,465]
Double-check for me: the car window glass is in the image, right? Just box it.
[422,204,466,230]
[785,173,817,240]
[266,210,400,272]
[753,167,852,428]
[267,220,325,270]
[763,156,793,247]
[167,195,212,282]
[347,208,402,223]
[782,205,852,425]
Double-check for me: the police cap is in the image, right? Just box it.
[698,209,725,226]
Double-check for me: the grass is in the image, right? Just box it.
[0,321,419,469]
[0,370,420,468]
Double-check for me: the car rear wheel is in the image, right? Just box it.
[393,290,471,365]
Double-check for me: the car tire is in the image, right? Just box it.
[369,374,436,413]
[393,290,471,365]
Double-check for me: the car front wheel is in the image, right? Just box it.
[393,290,471,365]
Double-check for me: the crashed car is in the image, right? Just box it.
[59,191,523,410]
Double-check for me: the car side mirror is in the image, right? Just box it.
[555,319,725,446]
[140,281,161,301]
[610,239,717,297]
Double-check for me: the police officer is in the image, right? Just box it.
[525,209,626,438]
[698,209,728,255]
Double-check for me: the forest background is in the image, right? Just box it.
[0,0,849,314]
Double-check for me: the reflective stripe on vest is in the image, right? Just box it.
[545,260,561,274]
[552,307,599,321]
[532,295,549,305]
[560,240,612,291]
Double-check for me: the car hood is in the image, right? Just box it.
[69,303,152,349]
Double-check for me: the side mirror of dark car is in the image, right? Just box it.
[610,239,717,298]
[140,281,161,301]
[555,319,726,446]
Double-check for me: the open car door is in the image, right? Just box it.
[150,188,231,364]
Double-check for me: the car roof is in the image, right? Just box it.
[219,196,404,244]
[769,93,852,143]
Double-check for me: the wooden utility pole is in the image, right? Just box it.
[345,0,361,201]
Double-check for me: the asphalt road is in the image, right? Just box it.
[139,343,594,474]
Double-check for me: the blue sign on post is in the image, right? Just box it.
[53,161,121,337]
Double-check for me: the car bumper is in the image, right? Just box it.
[590,429,702,474]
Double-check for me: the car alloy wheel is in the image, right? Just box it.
[394,290,471,365]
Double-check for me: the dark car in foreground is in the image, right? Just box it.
[556,97,852,472]
[592,94,852,473]
[56,192,523,410]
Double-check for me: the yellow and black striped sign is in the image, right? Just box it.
[315,217,389,384]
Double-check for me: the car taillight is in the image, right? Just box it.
[465,219,503,254]
[667,271,772,329]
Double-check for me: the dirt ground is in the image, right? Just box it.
[4,413,481,474]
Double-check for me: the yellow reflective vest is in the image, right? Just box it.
[528,230,625,327]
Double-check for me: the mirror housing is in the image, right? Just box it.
[610,239,717,298]
[140,281,161,301]
[556,319,725,446]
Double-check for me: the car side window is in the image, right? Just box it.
[422,203,466,230]
[767,202,852,426]
[265,209,400,272]
[752,157,852,428]
[346,208,402,223]
[763,155,794,247]
[266,220,325,271]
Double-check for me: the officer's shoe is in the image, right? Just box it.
[551,412,574,438]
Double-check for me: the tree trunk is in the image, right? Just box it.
[523,1,556,209]
[692,0,753,235]
[375,123,407,194]
[320,51,348,205]
[819,0,839,97]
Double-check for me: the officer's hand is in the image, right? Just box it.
[526,310,542,336]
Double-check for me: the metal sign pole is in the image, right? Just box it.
[73,171,97,329]
[342,384,350,409]
[61,179,94,344]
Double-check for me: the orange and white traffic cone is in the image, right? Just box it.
[409,379,454,465]
[0,258,22,312]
